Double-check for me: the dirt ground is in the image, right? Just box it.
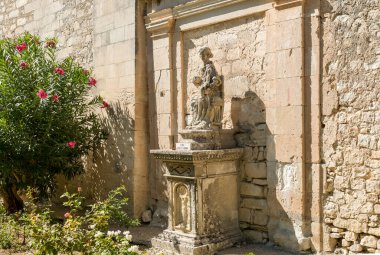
[130,225,297,255]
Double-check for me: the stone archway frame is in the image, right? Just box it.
[145,0,324,252]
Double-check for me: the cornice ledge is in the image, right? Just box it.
[145,8,173,35]
[172,0,247,19]
[273,0,303,8]
[145,0,251,34]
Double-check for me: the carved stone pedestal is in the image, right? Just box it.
[150,149,243,255]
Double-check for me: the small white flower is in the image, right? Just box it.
[89,224,96,229]
[115,230,121,235]
[123,230,133,241]
[107,230,114,236]
[95,231,104,237]
[127,245,139,253]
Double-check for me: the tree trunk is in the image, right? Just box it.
[0,183,24,214]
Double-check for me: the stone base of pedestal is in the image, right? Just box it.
[152,229,241,255]
[150,148,243,255]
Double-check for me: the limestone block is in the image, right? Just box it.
[334,175,349,190]
[275,18,302,50]
[342,239,351,247]
[244,230,264,243]
[153,46,170,69]
[330,232,342,239]
[276,77,303,107]
[275,48,303,79]
[240,182,265,198]
[360,236,378,248]
[366,180,380,194]
[154,69,170,91]
[17,18,27,26]
[241,198,267,211]
[368,228,380,236]
[372,151,380,159]
[274,135,303,163]
[94,13,115,34]
[374,204,380,214]
[264,52,276,80]
[345,219,368,234]
[224,76,250,98]
[333,218,348,229]
[253,211,268,226]
[276,162,303,192]
[349,243,363,252]
[361,202,374,213]
[110,26,125,44]
[252,179,268,186]
[350,178,366,190]
[275,106,303,135]
[245,162,267,179]
[142,209,152,223]
[239,208,252,223]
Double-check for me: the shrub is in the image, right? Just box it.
[0,186,140,254]
[0,33,107,213]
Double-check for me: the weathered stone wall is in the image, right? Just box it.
[322,0,380,253]
[0,0,93,67]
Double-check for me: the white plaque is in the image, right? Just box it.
[176,143,191,151]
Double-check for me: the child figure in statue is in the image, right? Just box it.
[187,47,223,130]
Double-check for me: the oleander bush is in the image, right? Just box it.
[0,33,108,213]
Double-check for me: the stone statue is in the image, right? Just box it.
[187,47,223,130]
[175,184,190,232]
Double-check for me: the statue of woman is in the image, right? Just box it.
[187,47,223,130]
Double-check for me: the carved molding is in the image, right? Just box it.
[172,0,247,19]
[274,0,303,8]
[150,148,243,162]
[145,0,267,35]
[145,9,174,36]
[166,163,194,176]
[145,0,305,35]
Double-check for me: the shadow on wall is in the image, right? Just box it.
[145,34,170,227]
[55,101,135,212]
[231,91,301,252]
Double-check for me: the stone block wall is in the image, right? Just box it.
[0,0,93,67]
[322,0,380,253]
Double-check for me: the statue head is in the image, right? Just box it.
[199,47,213,63]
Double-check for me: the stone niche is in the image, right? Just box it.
[147,0,323,253]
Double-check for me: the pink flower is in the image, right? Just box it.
[54,67,65,75]
[16,42,27,53]
[64,212,72,218]
[101,101,109,109]
[77,187,82,193]
[51,95,59,102]
[36,89,48,99]
[20,61,28,68]
[88,77,97,86]
[66,141,77,148]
